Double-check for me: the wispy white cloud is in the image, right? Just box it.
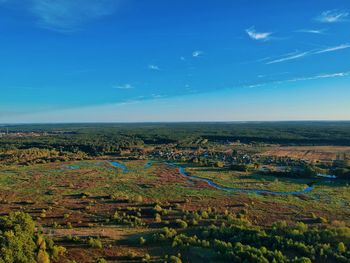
[148,64,160,71]
[151,94,165,99]
[192,50,203,57]
[1,0,119,32]
[246,27,272,41]
[287,72,350,82]
[118,99,142,106]
[314,44,350,54]
[245,71,350,88]
[114,84,134,90]
[316,9,349,23]
[256,72,290,79]
[296,29,326,34]
[266,44,350,64]
[266,51,309,64]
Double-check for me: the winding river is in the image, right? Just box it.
[110,161,314,195]
[110,161,153,173]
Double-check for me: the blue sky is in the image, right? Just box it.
[0,0,350,123]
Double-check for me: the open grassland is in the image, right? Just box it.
[262,146,350,162]
[1,160,350,224]
[1,160,350,262]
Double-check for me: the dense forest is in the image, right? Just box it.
[1,122,350,157]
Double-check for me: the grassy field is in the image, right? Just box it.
[1,160,350,221]
[262,145,350,162]
[1,159,350,262]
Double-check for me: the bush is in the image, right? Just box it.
[135,195,143,202]
[37,250,50,263]
[95,258,108,263]
[155,213,162,223]
[51,245,66,261]
[338,242,346,253]
[127,251,137,259]
[139,236,146,245]
[293,257,312,263]
[215,161,224,168]
[169,255,182,263]
[153,204,163,213]
[88,237,103,249]
[201,211,209,219]
[175,219,188,229]
[142,253,151,262]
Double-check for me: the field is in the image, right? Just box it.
[1,158,350,262]
[1,123,350,262]
[262,146,350,162]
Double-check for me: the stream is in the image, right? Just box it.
[110,161,314,195]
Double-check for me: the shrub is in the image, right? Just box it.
[88,237,103,249]
[191,219,198,226]
[153,204,163,213]
[51,246,66,261]
[40,212,46,218]
[314,216,328,223]
[95,258,108,263]
[338,242,346,253]
[135,195,143,202]
[293,257,312,263]
[201,211,209,219]
[169,255,182,263]
[175,219,188,229]
[37,250,50,263]
[215,161,224,168]
[155,213,162,223]
[139,236,146,245]
[127,251,137,259]
[142,253,151,262]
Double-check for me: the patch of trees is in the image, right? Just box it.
[0,148,88,166]
[0,212,65,263]
[149,211,350,262]
[2,122,350,156]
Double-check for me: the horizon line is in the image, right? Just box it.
[1,120,350,126]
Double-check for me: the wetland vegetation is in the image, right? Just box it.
[0,122,350,262]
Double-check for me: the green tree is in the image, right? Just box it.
[338,242,346,253]
[0,212,37,263]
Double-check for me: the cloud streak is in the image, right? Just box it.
[114,84,134,90]
[286,72,350,82]
[314,44,350,54]
[1,0,120,32]
[316,9,349,23]
[266,44,350,64]
[246,27,272,41]
[296,29,325,34]
[266,52,309,64]
[192,50,204,57]
[245,71,350,89]
[148,64,160,71]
